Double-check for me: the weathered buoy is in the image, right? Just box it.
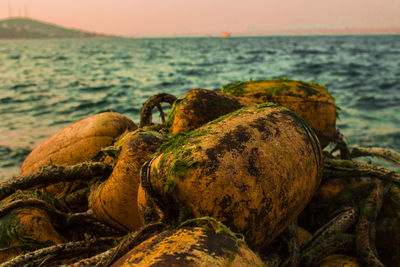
[164,88,254,134]
[19,112,137,198]
[138,104,323,250]
[0,207,64,264]
[111,225,264,266]
[89,129,166,232]
[221,79,337,147]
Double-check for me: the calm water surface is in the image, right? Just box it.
[1,35,399,180]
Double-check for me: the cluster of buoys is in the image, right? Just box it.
[0,78,399,266]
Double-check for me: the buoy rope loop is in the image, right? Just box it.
[139,93,177,128]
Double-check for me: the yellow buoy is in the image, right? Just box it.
[0,207,64,264]
[221,79,337,147]
[164,88,254,134]
[111,225,264,266]
[89,129,166,232]
[138,104,323,250]
[19,112,137,198]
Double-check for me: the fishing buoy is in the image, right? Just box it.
[138,104,323,250]
[0,207,64,264]
[19,112,137,198]
[111,225,264,266]
[164,88,254,134]
[221,79,337,147]
[89,129,166,232]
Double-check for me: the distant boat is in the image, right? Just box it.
[220,32,231,38]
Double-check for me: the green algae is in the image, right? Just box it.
[162,178,177,194]
[178,216,245,246]
[155,128,211,157]
[222,78,330,97]
[221,81,247,96]
[162,89,244,135]
[206,102,282,126]
[152,129,208,199]
[222,78,341,119]
[101,146,121,166]
[0,212,20,250]
[169,158,196,179]
[162,94,188,133]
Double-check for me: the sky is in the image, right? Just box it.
[1,0,400,37]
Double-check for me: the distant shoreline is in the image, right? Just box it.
[1,17,399,39]
[0,17,112,39]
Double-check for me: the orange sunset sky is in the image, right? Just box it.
[1,0,400,37]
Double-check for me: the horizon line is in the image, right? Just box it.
[1,16,400,38]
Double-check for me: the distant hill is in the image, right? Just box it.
[0,18,109,39]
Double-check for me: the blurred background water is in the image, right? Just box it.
[0,35,399,180]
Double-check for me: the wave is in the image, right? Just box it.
[292,49,332,55]
[11,83,37,90]
[235,55,264,64]
[177,68,217,76]
[291,62,332,75]
[352,96,400,110]
[79,85,113,92]
[168,62,193,67]
[353,132,400,152]
[246,50,276,55]
[32,55,52,60]
[158,78,189,88]
[0,145,30,168]
[8,55,20,60]
[0,97,14,104]
[55,56,68,61]
[379,81,398,90]
[197,60,228,67]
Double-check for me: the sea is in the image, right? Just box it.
[1,35,399,180]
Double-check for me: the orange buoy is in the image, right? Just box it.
[112,225,263,266]
[221,79,337,147]
[19,112,137,198]
[164,88,254,134]
[89,129,166,232]
[138,104,323,250]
